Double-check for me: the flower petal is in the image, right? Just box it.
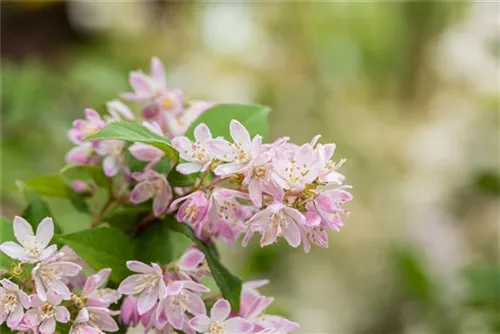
[214,163,243,176]
[39,318,56,334]
[207,139,233,161]
[230,120,251,151]
[35,217,54,249]
[126,261,153,274]
[194,123,212,143]
[176,162,202,175]
[210,299,230,322]
[13,216,34,247]
[224,317,254,334]
[179,248,205,271]
[151,57,166,90]
[55,306,70,323]
[7,304,23,328]
[130,182,152,204]
[185,292,206,315]
[118,274,144,295]
[0,242,26,261]
[129,143,164,162]
[137,286,158,315]
[188,314,211,333]
[282,219,301,248]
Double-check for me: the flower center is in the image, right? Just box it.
[209,321,226,334]
[185,203,199,221]
[40,303,56,320]
[134,273,160,294]
[170,293,189,312]
[253,165,266,178]
[2,294,17,314]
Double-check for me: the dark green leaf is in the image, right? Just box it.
[86,122,178,161]
[163,217,241,311]
[56,227,134,283]
[103,206,150,233]
[60,164,109,188]
[167,169,200,187]
[21,174,68,198]
[20,188,62,234]
[0,217,16,270]
[186,103,271,142]
[134,222,173,264]
[67,186,91,214]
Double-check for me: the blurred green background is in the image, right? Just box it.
[1,1,499,333]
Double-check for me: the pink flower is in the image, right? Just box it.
[314,143,346,185]
[205,189,253,246]
[70,308,101,334]
[130,169,173,217]
[177,247,209,281]
[120,296,140,327]
[242,203,304,248]
[273,143,320,191]
[32,252,83,301]
[188,299,253,334]
[85,307,120,332]
[255,315,299,334]
[0,216,57,263]
[238,280,273,322]
[68,109,105,144]
[155,280,209,330]
[81,269,121,308]
[164,101,213,138]
[172,123,214,175]
[169,191,209,226]
[118,261,167,315]
[0,279,30,328]
[208,120,263,176]
[309,188,353,231]
[60,246,88,290]
[121,57,167,101]
[65,142,94,164]
[128,122,166,164]
[25,291,70,334]
[106,99,135,121]
[94,140,126,177]
[154,89,185,116]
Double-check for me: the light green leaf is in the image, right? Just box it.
[56,227,134,283]
[0,217,16,270]
[164,217,241,311]
[186,103,271,142]
[21,175,68,198]
[86,122,178,161]
[60,164,109,188]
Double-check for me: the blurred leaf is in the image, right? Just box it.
[474,170,500,196]
[103,206,150,233]
[21,188,62,234]
[56,227,134,283]
[21,174,68,198]
[164,217,240,311]
[167,169,200,187]
[61,164,110,188]
[134,222,173,264]
[86,122,178,161]
[186,103,271,142]
[0,217,16,270]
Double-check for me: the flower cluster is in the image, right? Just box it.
[118,247,297,334]
[170,121,353,252]
[0,217,121,333]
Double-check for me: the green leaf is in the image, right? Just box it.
[0,217,16,270]
[20,188,62,234]
[186,103,271,142]
[167,169,200,187]
[67,187,91,214]
[21,174,68,198]
[163,217,241,311]
[86,122,178,161]
[60,164,109,188]
[56,227,134,283]
[134,222,173,264]
[103,206,150,233]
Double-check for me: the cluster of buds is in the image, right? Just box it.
[0,217,121,333]
[118,247,298,334]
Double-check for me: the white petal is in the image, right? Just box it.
[224,317,254,334]
[6,304,23,328]
[137,286,158,315]
[188,314,211,333]
[194,123,212,143]
[13,216,34,247]
[176,162,202,175]
[55,306,70,323]
[0,242,26,261]
[39,318,56,334]
[230,120,251,151]
[35,217,54,249]
[207,139,234,161]
[210,299,231,322]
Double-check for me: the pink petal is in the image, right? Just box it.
[250,135,262,158]
[118,274,144,295]
[188,314,211,333]
[34,276,47,302]
[38,245,57,261]
[151,57,166,90]
[176,162,202,175]
[129,143,164,162]
[65,144,91,164]
[282,220,301,248]
[35,217,54,249]
[0,242,26,261]
[230,120,251,151]
[166,300,185,330]
[182,281,210,293]
[130,182,152,204]
[103,156,119,177]
[107,100,135,120]
[13,216,34,247]
[166,281,184,296]
[224,317,254,334]
[129,71,155,95]
[248,180,262,208]
[207,139,233,161]
[214,163,243,176]
[137,286,158,315]
[126,261,153,274]
[210,299,230,322]
[48,279,71,300]
[185,292,206,315]
[55,306,70,323]
[18,290,30,309]
[260,225,279,247]
[172,137,194,160]
[194,123,212,143]
[294,144,313,165]
[88,307,119,332]
[25,309,41,326]
[84,108,102,123]
[39,318,56,334]
[1,279,19,292]
[179,248,205,271]
[153,183,172,217]
[7,304,23,328]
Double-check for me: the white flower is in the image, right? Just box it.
[0,279,30,328]
[172,123,214,174]
[188,299,253,334]
[0,216,57,263]
[32,253,83,301]
[118,261,166,315]
[273,143,320,190]
[25,291,70,334]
